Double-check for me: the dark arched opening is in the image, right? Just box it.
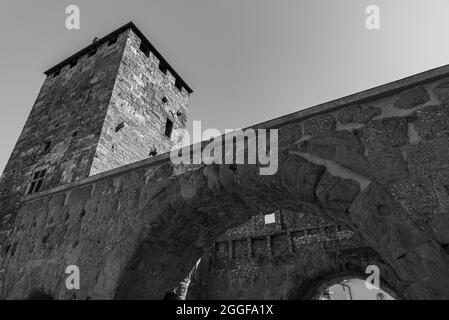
[299,273,400,300]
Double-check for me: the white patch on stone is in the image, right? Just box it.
[407,122,421,144]
[264,213,276,224]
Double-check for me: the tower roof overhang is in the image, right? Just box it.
[44,21,193,94]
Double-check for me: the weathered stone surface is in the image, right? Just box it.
[299,130,370,176]
[187,219,402,299]
[315,173,360,212]
[431,178,449,214]
[337,104,381,124]
[304,115,336,136]
[187,210,400,300]
[91,29,190,175]
[348,183,449,297]
[386,177,439,222]
[393,86,430,109]
[3,23,449,301]
[397,240,449,299]
[405,270,449,300]
[349,184,400,246]
[278,121,302,148]
[404,137,449,178]
[358,117,409,151]
[413,104,449,140]
[433,81,449,103]
[3,142,448,300]
[218,210,283,241]
[367,147,408,185]
[430,213,449,244]
[277,154,325,203]
[0,33,127,222]
[188,246,390,300]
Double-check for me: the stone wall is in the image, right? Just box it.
[90,29,190,175]
[2,50,449,299]
[270,79,449,246]
[187,246,394,300]
[186,211,390,299]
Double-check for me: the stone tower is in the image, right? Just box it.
[0,22,192,251]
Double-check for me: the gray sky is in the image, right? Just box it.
[1,0,449,174]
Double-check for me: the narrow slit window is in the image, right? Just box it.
[43,140,52,153]
[115,122,125,132]
[149,146,158,157]
[28,169,47,195]
[164,118,173,138]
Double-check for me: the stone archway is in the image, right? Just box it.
[112,128,449,300]
[4,91,449,300]
[300,274,399,300]
[184,208,403,300]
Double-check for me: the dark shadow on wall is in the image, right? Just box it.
[28,290,55,300]
[113,238,203,300]
[162,292,181,300]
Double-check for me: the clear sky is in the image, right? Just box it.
[1,0,449,174]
